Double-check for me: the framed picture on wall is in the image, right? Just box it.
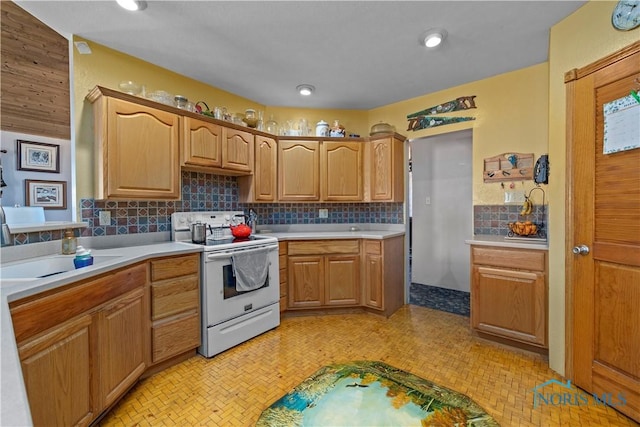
[17,140,60,173]
[25,179,67,209]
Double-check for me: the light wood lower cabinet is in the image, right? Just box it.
[149,254,200,364]
[362,236,405,316]
[470,245,548,350]
[97,288,146,408]
[288,240,360,309]
[10,262,148,426]
[279,241,288,312]
[18,314,94,427]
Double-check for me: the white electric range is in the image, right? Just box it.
[171,211,280,358]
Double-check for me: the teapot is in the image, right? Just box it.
[230,215,252,238]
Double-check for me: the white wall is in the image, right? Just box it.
[410,129,473,292]
[0,131,73,222]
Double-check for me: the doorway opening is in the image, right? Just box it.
[408,129,473,316]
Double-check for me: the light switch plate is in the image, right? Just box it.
[99,210,111,226]
[318,208,328,219]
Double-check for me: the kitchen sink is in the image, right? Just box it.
[1,255,122,280]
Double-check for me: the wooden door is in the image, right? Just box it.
[97,287,146,408]
[278,140,320,201]
[567,42,640,422]
[321,141,363,201]
[106,98,180,199]
[325,255,360,306]
[182,117,222,168]
[222,127,253,172]
[288,255,323,308]
[18,315,95,427]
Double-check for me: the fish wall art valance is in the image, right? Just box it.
[407,96,477,131]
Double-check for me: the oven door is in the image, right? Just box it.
[203,243,279,326]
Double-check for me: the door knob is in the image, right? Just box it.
[572,245,590,255]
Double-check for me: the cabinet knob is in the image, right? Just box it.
[572,245,590,255]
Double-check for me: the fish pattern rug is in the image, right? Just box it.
[256,361,499,426]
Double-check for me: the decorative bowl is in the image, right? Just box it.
[370,122,395,135]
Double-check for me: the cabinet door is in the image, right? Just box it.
[279,140,320,201]
[18,315,95,427]
[321,141,363,201]
[367,137,404,202]
[222,127,253,172]
[97,287,146,408]
[288,255,324,308]
[254,135,278,201]
[105,98,180,199]
[364,245,384,309]
[182,116,222,168]
[471,266,546,346]
[325,255,360,306]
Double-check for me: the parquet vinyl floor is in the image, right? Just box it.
[100,305,638,426]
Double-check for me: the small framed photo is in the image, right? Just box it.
[25,180,67,210]
[17,140,60,173]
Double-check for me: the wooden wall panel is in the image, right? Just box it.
[1,1,70,139]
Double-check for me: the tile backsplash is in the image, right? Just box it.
[473,204,548,236]
[11,171,404,244]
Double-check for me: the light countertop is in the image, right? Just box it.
[465,234,548,250]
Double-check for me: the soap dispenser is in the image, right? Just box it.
[61,229,77,255]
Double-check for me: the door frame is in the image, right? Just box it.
[564,40,640,379]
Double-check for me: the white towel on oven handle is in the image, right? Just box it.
[232,247,270,292]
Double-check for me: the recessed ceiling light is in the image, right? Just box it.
[420,29,447,48]
[116,0,147,11]
[296,84,315,96]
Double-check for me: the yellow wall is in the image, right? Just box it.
[546,0,639,375]
[370,63,550,206]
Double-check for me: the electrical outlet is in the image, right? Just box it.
[99,210,111,226]
[425,196,431,205]
[504,191,525,204]
[318,208,329,219]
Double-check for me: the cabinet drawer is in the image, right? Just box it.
[152,312,200,363]
[288,240,359,255]
[472,247,545,271]
[151,276,199,320]
[363,240,381,255]
[150,254,199,281]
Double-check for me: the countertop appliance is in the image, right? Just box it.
[171,211,280,358]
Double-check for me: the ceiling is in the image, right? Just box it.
[14,0,587,110]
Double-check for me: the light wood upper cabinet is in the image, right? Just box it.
[470,245,548,349]
[364,134,405,202]
[181,116,222,168]
[222,127,254,173]
[279,140,321,201]
[321,141,363,201]
[239,135,277,202]
[88,87,181,200]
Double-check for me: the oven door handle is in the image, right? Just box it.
[205,244,278,261]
